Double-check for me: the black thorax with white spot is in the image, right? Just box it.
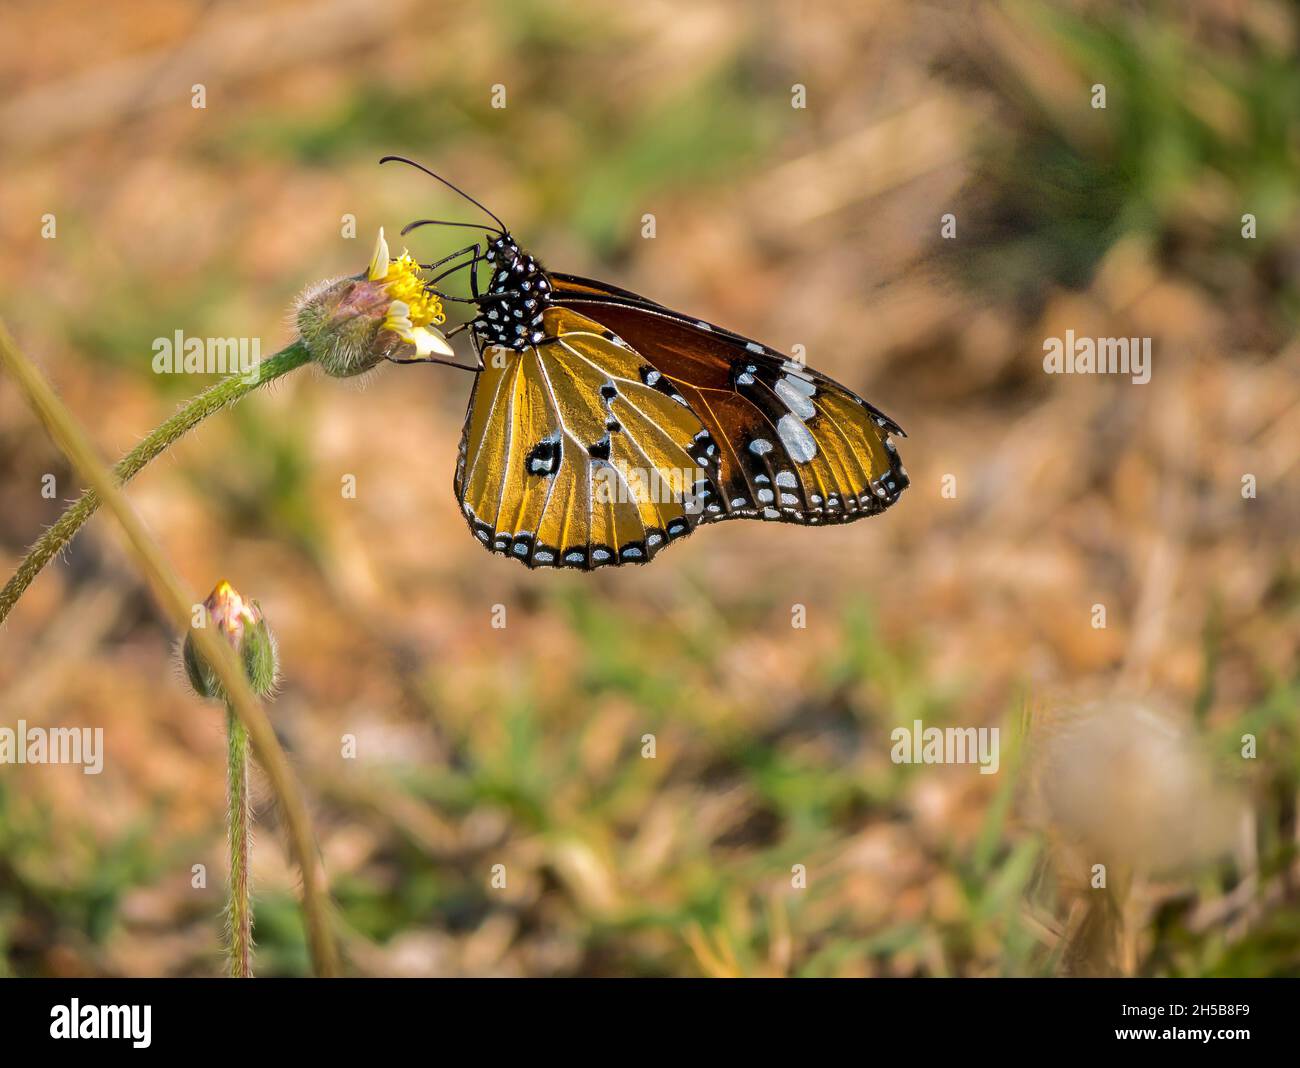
[473,234,553,350]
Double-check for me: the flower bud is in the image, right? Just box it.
[183,580,279,701]
[296,228,454,377]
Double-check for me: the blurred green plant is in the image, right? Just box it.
[964,1,1300,330]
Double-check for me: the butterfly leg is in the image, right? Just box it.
[444,323,486,369]
[428,257,484,288]
[385,353,480,373]
[420,245,488,305]
[420,243,480,275]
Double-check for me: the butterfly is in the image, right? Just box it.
[381,157,909,571]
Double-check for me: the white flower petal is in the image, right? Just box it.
[408,325,455,358]
[368,227,391,281]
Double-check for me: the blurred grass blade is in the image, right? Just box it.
[0,319,339,978]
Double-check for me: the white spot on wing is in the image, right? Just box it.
[778,414,817,462]
[775,377,816,419]
[783,374,816,398]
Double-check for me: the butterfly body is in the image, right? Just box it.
[471,233,554,350]
[381,158,909,572]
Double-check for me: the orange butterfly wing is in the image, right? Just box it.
[549,274,909,527]
[455,305,724,569]
[453,271,908,570]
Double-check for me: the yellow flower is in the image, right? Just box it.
[296,228,454,377]
[368,228,452,357]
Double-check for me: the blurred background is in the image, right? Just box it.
[0,0,1297,977]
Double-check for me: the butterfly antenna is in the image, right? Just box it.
[401,218,498,237]
[379,156,507,234]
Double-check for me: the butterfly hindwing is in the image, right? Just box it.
[456,306,723,568]
[548,275,909,527]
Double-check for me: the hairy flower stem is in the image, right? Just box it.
[0,340,312,626]
[0,320,339,976]
[226,704,253,977]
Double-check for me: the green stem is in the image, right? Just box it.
[0,319,339,977]
[0,340,312,626]
[226,703,253,978]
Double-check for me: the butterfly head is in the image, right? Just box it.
[474,234,553,351]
